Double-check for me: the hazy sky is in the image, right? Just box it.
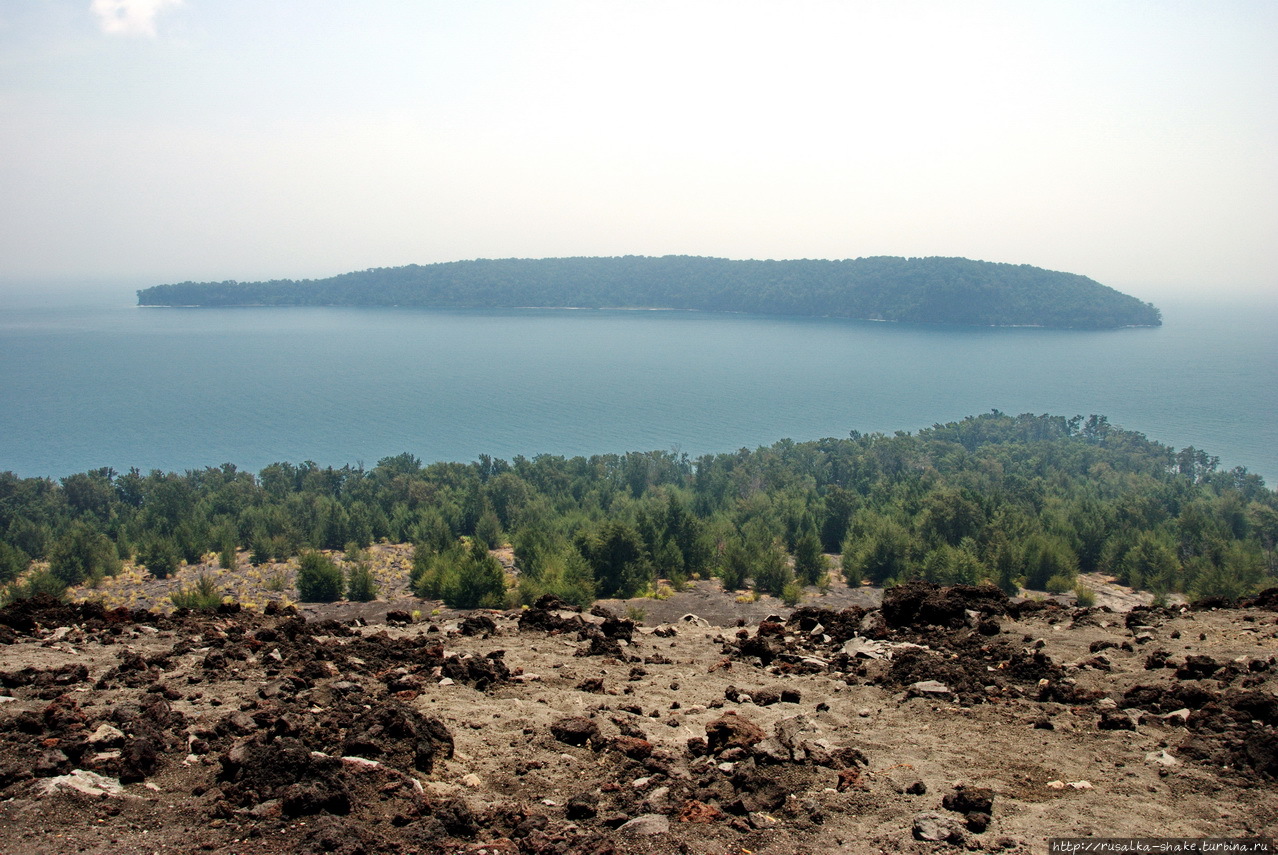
[2,1,1275,301]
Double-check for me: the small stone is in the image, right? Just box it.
[836,769,864,792]
[1097,710,1136,731]
[676,800,725,823]
[565,792,598,820]
[910,680,951,695]
[1145,750,1179,767]
[87,724,125,747]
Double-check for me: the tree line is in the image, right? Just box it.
[136,256,1162,330]
[1,412,1273,608]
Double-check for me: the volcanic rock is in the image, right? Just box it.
[550,716,599,747]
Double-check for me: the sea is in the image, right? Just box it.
[2,287,1275,487]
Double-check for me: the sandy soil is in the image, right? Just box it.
[0,580,1274,855]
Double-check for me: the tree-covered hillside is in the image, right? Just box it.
[137,256,1161,329]
[3,413,1271,610]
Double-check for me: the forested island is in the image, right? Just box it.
[2,412,1271,611]
[137,256,1161,329]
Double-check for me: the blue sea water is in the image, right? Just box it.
[1,290,1275,485]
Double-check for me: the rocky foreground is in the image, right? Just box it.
[0,583,1275,854]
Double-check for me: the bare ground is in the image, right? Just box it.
[0,577,1274,855]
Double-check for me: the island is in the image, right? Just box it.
[136,255,1162,329]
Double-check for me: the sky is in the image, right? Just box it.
[1,1,1275,302]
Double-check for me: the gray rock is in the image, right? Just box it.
[913,811,965,844]
[752,737,791,764]
[39,770,124,798]
[618,814,670,835]
[642,786,671,812]
[843,637,887,659]
[87,723,125,747]
[910,680,952,695]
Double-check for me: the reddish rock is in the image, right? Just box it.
[610,736,653,760]
[705,713,765,754]
[836,768,865,792]
[677,800,726,823]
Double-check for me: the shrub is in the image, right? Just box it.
[1074,584,1097,607]
[1023,534,1078,591]
[296,551,343,602]
[0,542,30,585]
[793,528,827,585]
[137,536,179,580]
[48,522,121,586]
[411,544,455,600]
[752,538,793,597]
[474,511,504,550]
[839,539,863,587]
[1045,573,1075,594]
[346,560,378,602]
[413,539,505,609]
[716,540,750,592]
[169,573,223,610]
[447,538,506,609]
[1,569,67,605]
[514,549,595,609]
[781,580,804,607]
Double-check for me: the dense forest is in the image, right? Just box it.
[136,256,1162,329]
[2,413,1272,611]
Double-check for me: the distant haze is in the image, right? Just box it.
[2,2,1276,303]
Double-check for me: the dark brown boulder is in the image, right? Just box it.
[942,784,994,816]
[883,581,1009,629]
[459,613,497,636]
[550,716,600,747]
